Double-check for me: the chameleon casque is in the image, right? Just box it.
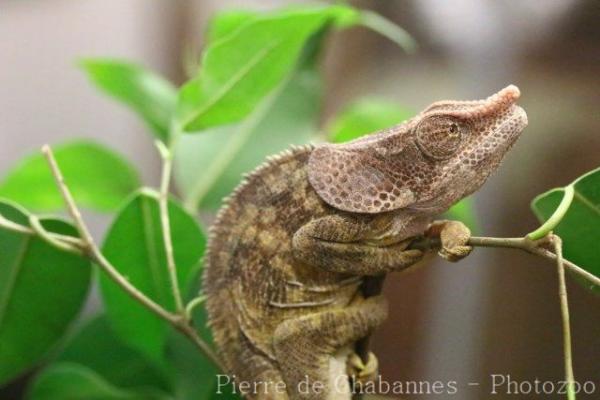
[203,85,528,399]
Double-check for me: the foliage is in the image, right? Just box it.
[531,168,600,292]
[0,3,596,400]
[99,190,205,362]
[81,61,177,142]
[0,141,140,213]
[0,201,91,385]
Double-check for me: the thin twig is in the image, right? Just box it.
[41,145,177,325]
[467,236,600,288]
[156,140,184,314]
[0,211,84,248]
[412,232,592,400]
[527,185,574,240]
[185,295,206,320]
[0,213,34,235]
[411,235,599,288]
[176,322,225,372]
[40,144,224,372]
[554,237,576,400]
[532,248,600,290]
[28,214,82,255]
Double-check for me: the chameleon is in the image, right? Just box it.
[203,85,528,399]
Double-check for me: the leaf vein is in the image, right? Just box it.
[0,236,30,329]
[182,39,283,129]
[574,191,600,216]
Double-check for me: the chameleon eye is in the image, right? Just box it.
[415,116,464,160]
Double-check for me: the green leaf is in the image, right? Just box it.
[0,140,141,213]
[99,190,205,362]
[328,98,414,143]
[177,5,359,132]
[58,315,171,393]
[162,269,238,400]
[164,332,219,400]
[175,47,322,211]
[531,167,600,292]
[206,10,259,43]
[27,362,171,400]
[81,59,177,142]
[164,304,240,400]
[0,200,91,385]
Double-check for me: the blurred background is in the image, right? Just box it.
[1,0,598,399]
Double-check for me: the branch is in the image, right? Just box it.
[176,321,225,372]
[0,212,84,248]
[527,185,574,240]
[468,236,600,288]
[28,214,82,255]
[185,295,206,321]
[410,235,599,288]
[156,140,184,314]
[42,145,178,324]
[554,237,576,400]
[41,144,224,372]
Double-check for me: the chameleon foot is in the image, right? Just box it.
[347,351,379,385]
[429,220,473,262]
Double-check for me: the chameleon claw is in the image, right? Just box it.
[430,220,472,262]
[439,245,473,262]
[347,352,379,380]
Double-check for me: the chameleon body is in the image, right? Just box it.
[203,86,527,399]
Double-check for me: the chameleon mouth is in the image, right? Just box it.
[487,104,528,156]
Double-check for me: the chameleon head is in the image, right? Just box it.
[308,85,528,214]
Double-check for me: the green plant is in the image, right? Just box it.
[0,4,597,400]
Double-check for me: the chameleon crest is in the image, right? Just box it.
[308,85,526,213]
[203,86,527,399]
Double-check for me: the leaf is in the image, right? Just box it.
[328,99,414,143]
[177,5,359,132]
[161,268,240,400]
[99,190,206,362]
[164,310,241,400]
[81,59,177,142]
[164,332,220,400]
[531,167,600,292]
[0,140,141,213]
[175,43,323,211]
[58,315,171,393]
[26,363,171,400]
[0,200,91,385]
[206,10,259,43]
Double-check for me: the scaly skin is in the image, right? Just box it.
[203,86,528,399]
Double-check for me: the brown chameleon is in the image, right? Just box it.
[203,85,528,399]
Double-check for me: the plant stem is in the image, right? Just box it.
[554,237,576,400]
[185,295,206,321]
[463,236,600,288]
[41,144,224,372]
[0,212,83,248]
[527,185,574,240]
[42,145,178,325]
[28,214,82,255]
[156,140,184,314]
[175,319,225,372]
